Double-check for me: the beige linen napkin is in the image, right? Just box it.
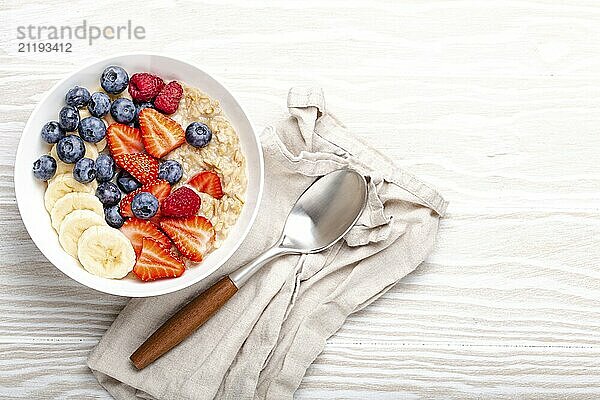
[88,87,448,400]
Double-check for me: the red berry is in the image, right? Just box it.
[188,171,224,199]
[154,81,183,114]
[133,237,185,281]
[138,108,185,158]
[114,153,159,184]
[106,123,145,157]
[161,187,201,217]
[128,73,165,102]
[160,216,214,262]
[120,218,172,256]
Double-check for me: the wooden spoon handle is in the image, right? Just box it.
[130,276,238,370]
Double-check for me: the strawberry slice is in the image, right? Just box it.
[188,171,224,199]
[114,153,159,184]
[161,187,201,218]
[106,123,145,157]
[133,237,185,281]
[119,179,171,218]
[138,108,185,158]
[160,216,214,262]
[120,218,172,256]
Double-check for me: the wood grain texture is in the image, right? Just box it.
[1,0,600,398]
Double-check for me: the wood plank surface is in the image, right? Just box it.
[1,0,600,398]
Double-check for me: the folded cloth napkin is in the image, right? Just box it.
[88,87,448,400]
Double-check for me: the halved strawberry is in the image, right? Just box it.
[188,171,224,199]
[120,218,172,256]
[106,123,146,157]
[160,216,214,262]
[133,237,185,281]
[114,153,159,184]
[119,179,171,218]
[138,108,185,158]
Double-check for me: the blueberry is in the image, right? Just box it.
[110,98,136,124]
[134,101,154,126]
[87,92,111,117]
[104,205,125,228]
[95,154,116,183]
[32,155,57,181]
[131,192,159,219]
[58,106,80,132]
[78,116,106,143]
[65,86,91,108]
[95,181,121,206]
[72,158,96,183]
[40,121,65,144]
[56,135,86,164]
[116,170,141,193]
[100,65,129,94]
[185,122,212,148]
[158,160,183,184]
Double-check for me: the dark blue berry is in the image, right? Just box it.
[185,122,212,148]
[100,65,129,94]
[58,106,80,132]
[73,158,96,183]
[95,181,121,206]
[32,155,57,181]
[87,92,111,117]
[78,116,106,143]
[158,160,183,185]
[134,101,154,126]
[104,205,125,228]
[110,98,136,124]
[131,192,159,219]
[116,170,141,194]
[65,86,91,108]
[56,135,86,164]
[40,121,65,144]
[95,154,115,183]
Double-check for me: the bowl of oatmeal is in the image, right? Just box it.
[14,54,263,297]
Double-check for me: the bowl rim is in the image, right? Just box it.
[14,52,264,297]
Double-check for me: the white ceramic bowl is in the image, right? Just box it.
[14,54,263,297]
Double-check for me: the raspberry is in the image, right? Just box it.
[128,73,165,102]
[161,187,201,217]
[154,81,183,114]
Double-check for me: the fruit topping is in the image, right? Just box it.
[128,73,165,102]
[114,153,159,184]
[116,170,142,194]
[40,121,66,144]
[58,105,80,131]
[77,225,136,279]
[104,204,125,229]
[73,157,96,183]
[134,101,154,127]
[138,108,185,158]
[133,237,185,282]
[100,65,129,94]
[88,92,111,118]
[110,98,136,124]
[95,181,121,206]
[120,218,171,256]
[131,192,159,219]
[185,122,212,148]
[158,160,183,185]
[160,216,214,262]
[78,116,107,143]
[154,81,183,114]
[56,135,86,164]
[106,123,145,157]
[161,187,201,218]
[188,171,224,199]
[32,155,57,181]
[65,86,91,108]
[95,154,116,182]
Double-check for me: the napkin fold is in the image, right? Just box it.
[88,87,448,400]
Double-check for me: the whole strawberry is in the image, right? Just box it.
[154,81,183,114]
[161,187,201,217]
[128,73,165,102]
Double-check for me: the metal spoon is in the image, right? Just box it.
[130,169,368,369]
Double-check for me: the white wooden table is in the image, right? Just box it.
[2,1,600,398]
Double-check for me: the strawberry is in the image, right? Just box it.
[138,108,185,158]
[154,81,183,114]
[133,237,185,281]
[188,171,224,199]
[128,73,165,102]
[120,179,171,218]
[161,187,201,217]
[106,123,146,157]
[120,218,172,256]
[160,216,214,262]
[114,153,159,184]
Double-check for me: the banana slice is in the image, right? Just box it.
[50,192,103,231]
[77,226,136,279]
[96,137,107,152]
[44,173,97,211]
[58,209,106,258]
[50,146,73,176]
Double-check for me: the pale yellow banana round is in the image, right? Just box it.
[58,209,106,258]
[49,146,73,176]
[77,226,136,279]
[44,173,97,211]
[95,137,107,152]
[50,192,103,231]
